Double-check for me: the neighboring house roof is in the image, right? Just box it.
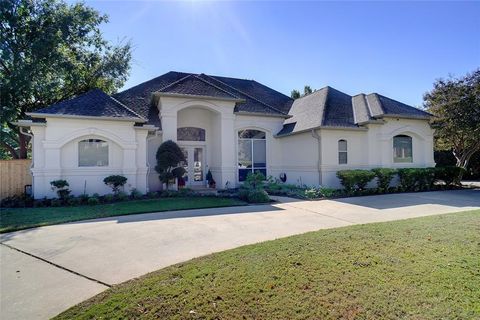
[277,86,431,136]
[28,89,145,122]
[113,71,294,127]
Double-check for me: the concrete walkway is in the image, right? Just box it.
[1,189,479,319]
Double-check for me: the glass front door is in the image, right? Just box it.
[179,146,205,186]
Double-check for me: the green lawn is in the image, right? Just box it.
[0,197,246,233]
[55,210,480,320]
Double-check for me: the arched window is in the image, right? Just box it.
[177,127,206,141]
[393,135,413,163]
[338,139,347,164]
[238,129,266,181]
[78,139,108,167]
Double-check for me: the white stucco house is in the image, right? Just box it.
[16,71,435,199]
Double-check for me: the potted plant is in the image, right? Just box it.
[206,169,216,188]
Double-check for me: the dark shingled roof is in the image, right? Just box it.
[158,74,241,100]
[113,71,293,127]
[29,71,431,134]
[30,89,145,121]
[277,87,431,136]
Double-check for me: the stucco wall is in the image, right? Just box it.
[319,118,435,188]
[30,117,150,198]
[275,131,320,186]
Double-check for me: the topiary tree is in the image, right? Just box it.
[155,140,186,190]
[50,179,70,200]
[103,175,127,194]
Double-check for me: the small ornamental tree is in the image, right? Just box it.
[155,140,186,190]
[50,179,71,200]
[103,175,127,194]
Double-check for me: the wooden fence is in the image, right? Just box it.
[0,159,32,200]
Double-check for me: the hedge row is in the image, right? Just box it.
[336,166,465,193]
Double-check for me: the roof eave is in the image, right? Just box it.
[380,114,431,121]
[275,125,367,138]
[11,120,46,127]
[235,111,291,119]
[26,112,146,123]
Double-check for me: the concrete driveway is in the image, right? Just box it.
[1,189,479,319]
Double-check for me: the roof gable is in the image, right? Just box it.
[158,74,241,100]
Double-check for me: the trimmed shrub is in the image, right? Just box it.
[417,168,436,190]
[104,194,115,203]
[103,175,127,194]
[247,189,270,203]
[114,191,129,201]
[147,191,158,199]
[435,166,466,187]
[87,197,100,206]
[130,188,143,200]
[51,199,63,207]
[336,170,375,192]
[67,197,82,206]
[371,168,397,192]
[319,187,336,198]
[239,172,270,203]
[79,194,89,204]
[397,168,418,191]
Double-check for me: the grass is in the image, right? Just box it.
[0,197,246,233]
[55,209,480,320]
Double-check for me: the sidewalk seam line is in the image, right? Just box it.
[280,203,356,224]
[0,243,112,288]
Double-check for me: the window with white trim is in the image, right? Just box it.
[393,135,413,163]
[78,139,108,167]
[238,129,266,181]
[338,139,347,164]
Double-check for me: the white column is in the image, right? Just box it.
[161,113,177,142]
[219,114,236,188]
[135,129,149,193]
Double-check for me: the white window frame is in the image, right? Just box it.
[393,135,413,163]
[338,139,348,165]
[237,129,267,182]
[78,138,109,167]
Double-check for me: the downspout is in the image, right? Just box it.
[19,127,34,196]
[311,129,322,186]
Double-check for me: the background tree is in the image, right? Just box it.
[303,85,313,95]
[290,89,301,99]
[0,0,132,159]
[155,140,186,190]
[424,69,480,176]
[290,85,314,99]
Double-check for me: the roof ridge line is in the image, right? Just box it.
[193,74,241,99]
[203,74,288,115]
[320,86,330,126]
[156,74,194,92]
[109,95,146,121]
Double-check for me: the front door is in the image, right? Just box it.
[179,146,205,187]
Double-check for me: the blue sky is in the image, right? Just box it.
[85,1,479,107]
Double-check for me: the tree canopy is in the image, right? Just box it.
[0,0,132,159]
[424,69,480,171]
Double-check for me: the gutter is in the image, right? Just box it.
[311,129,322,186]
[26,113,146,123]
